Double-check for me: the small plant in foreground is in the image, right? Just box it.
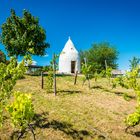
[112,67,140,132]
[7,91,35,140]
[0,57,27,125]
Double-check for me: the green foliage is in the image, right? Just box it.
[50,53,59,70]
[0,57,27,126]
[129,57,140,71]
[105,67,112,84]
[93,71,100,82]
[42,66,50,72]
[81,63,92,79]
[92,71,104,82]
[81,63,92,88]
[125,90,140,127]
[45,54,59,93]
[0,9,49,57]
[112,67,140,128]
[105,67,112,78]
[0,50,6,63]
[0,57,26,100]
[112,76,127,89]
[125,68,139,90]
[80,42,118,72]
[46,70,53,92]
[123,93,131,101]
[0,54,35,139]
[7,91,34,131]
[112,67,139,90]
[125,112,140,127]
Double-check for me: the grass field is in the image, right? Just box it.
[0,75,140,140]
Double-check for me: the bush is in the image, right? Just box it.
[7,91,35,136]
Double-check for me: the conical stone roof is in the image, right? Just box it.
[61,37,78,54]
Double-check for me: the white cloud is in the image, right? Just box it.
[32,60,37,65]
[44,54,49,57]
[18,60,37,66]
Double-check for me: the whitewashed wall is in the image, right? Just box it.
[59,37,80,74]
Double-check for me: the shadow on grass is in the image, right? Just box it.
[10,111,106,140]
[92,85,135,100]
[125,126,140,137]
[57,90,81,95]
[134,131,140,137]
[10,112,49,140]
[40,120,91,139]
[33,112,92,140]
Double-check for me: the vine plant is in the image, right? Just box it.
[0,56,35,139]
[112,67,140,132]
[105,67,112,85]
[81,63,92,88]
[45,53,59,95]
[45,68,53,93]
[0,57,26,125]
[7,91,35,140]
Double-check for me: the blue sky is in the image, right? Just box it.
[0,0,140,70]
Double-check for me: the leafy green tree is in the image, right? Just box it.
[0,9,49,58]
[129,56,140,71]
[0,50,6,63]
[80,42,118,72]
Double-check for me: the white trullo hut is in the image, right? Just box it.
[59,37,80,74]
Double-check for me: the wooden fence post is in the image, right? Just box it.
[41,71,44,89]
[74,71,78,85]
[105,59,108,70]
[53,54,57,96]
[87,74,91,89]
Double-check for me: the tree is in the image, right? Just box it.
[129,56,140,71]
[80,42,118,72]
[0,50,6,63]
[0,9,49,58]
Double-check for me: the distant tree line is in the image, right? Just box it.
[129,56,140,71]
[80,42,119,73]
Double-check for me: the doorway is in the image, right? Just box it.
[71,61,76,73]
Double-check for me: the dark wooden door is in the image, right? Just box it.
[71,61,76,73]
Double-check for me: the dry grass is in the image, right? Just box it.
[0,75,140,140]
